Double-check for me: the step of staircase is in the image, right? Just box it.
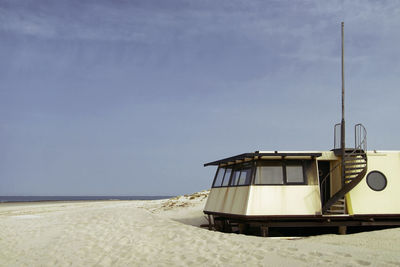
[345,167,365,171]
[344,162,367,166]
[344,155,366,159]
[345,173,362,177]
[325,197,346,214]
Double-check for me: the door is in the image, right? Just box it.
[318,161,331,207]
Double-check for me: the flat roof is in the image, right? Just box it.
[204,151,323,167]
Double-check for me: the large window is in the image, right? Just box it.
[255,162,284,184]
[286,162,305,184]
[254,160,306,185]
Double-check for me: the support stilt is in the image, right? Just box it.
[260,226,269,237]
[338,226,347,235]
[239,223,247,234]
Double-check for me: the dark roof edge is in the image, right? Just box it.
[204,152,322,167]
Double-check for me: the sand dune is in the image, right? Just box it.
[1,192,400,266]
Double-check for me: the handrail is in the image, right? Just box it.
[355,123,367,152]
[333,123,367,152]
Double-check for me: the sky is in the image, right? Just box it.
[1,0,400,196]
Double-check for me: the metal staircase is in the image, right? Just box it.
[322,124,368,214]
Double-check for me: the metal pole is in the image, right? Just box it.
[341,22,346,186]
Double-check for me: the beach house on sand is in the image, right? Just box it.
[203,139,400,236]
[203,23,400,236]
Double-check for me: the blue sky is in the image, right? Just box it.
[1,0,400,196]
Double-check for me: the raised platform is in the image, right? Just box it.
[204,211,400,236]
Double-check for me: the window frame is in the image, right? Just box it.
[229,168,241,186]
[237,167,253,186]
[284,160,307,185]
[254,161,285,185]
[221,167,233,187]
[212,167,226,188]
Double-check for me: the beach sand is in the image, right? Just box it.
[1,191,400,266]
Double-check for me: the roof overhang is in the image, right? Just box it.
[204,152,322,167]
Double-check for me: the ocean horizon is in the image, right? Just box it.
[0,195,174,203]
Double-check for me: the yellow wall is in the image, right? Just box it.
[246,186,321,215]
[204,187,249,215]
[347,151,400,215]
[204,185,321,216]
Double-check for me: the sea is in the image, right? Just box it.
[0,196,173,203]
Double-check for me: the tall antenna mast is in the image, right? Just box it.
[341,22,346,185]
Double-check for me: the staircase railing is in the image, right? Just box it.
[355,123,367,152]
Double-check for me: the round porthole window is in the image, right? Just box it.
[366,171,387,191]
